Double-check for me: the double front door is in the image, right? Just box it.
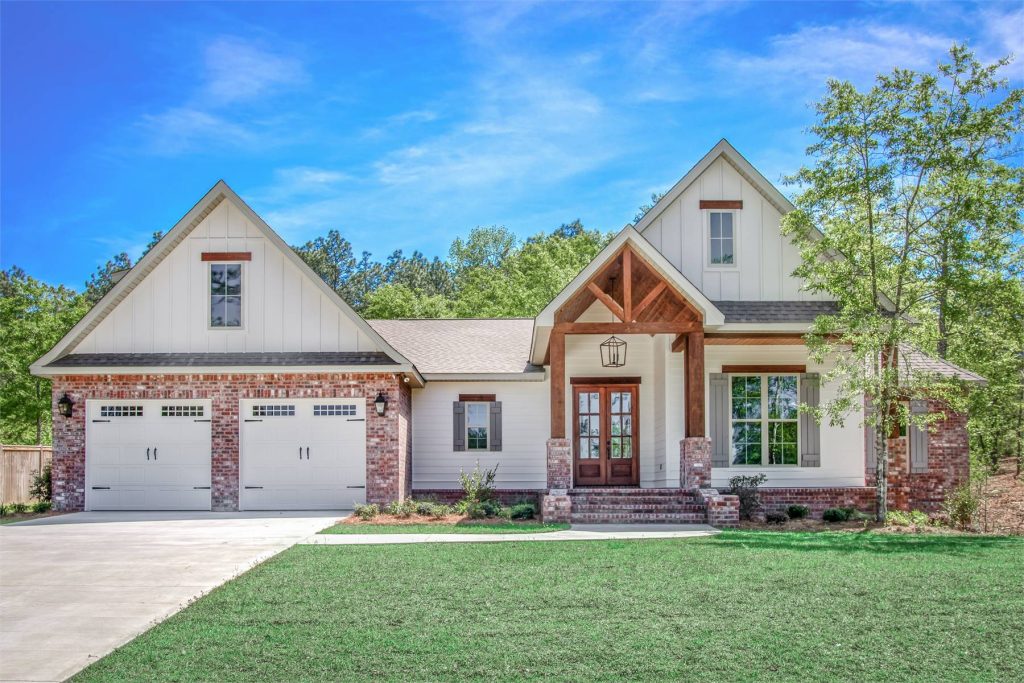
[573,384,639,486]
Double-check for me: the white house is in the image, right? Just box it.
[32,140,980,523]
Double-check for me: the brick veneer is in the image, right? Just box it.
[697,488,740,527]
[539,492,572,523]
[412,489,542,506]
[758,487,876,518]
[680,437,712,489]
[50,372,409,511]
[546,438,572,489]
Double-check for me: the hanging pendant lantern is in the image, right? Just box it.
[600,335,627,368]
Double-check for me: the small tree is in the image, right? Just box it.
[783,45,1022,521]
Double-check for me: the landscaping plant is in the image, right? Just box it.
[728,474,767,520]
[786,505,810,520]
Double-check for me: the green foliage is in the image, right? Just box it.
[362,283,453,319]
[353,503,379,521]
[887,510,931,527]
[765,512,788,525]
[29,464,51,502]
[0,268,89,444]
[30,500,51,513]
[508,501,537,520]
[458,462,498,505]
[727,474,767,520]
[782,44,1023,521]
[822,508,851,523]
[943,482,983,530]
[786,505,810,520]
[10,502,28,514]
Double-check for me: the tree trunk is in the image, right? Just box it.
[875,428,889,522]
[937,243,950,359]
[1016,382,1023,479]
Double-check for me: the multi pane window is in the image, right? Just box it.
[709,212,735,265]
[577,391,601,460]
[608,390,633,459]
[313,404,357,417]
[466,403,489,450]
[210,264,242,327]
[731,375,799,466]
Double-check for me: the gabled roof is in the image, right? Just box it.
[900,347,986,385]
[714,301,840,323]
[633,138,795,234]
[31,181,421,382]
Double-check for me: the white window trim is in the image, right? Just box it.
[208,262,245,331]
[728,374,800,467]
[465,401,490,452]
[705,210,739,269]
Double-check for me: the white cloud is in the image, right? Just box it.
[202,36,307,105]
[137,107,256,155]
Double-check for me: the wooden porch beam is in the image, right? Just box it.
[631,282,666,322]
[549,330,566,439]
[554,322,700,335]
[623,248,633,322]
[671,333,687,353]
[705,334,806,345]
[685,331,705,438]
[586,282,624,321]
[721,364,806,374]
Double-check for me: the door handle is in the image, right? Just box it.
[147,447,150,461]
[153,447,158,461]
[306,446,310,459]
[299,446,302,460]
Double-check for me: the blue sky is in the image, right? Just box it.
[2,1,1022,288]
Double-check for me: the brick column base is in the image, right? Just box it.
[680,437,712,489]
[696,488,740,527]
[546,438,571,489]
[539,492,572,523]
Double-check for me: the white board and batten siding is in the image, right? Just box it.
[705,345,866,488]
[641,156,828,302]
[74,199,378,355]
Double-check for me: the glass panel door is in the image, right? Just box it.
[572,384,638,487]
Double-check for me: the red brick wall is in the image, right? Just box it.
[412,489,542,505]
[758,487,877,518]
[50,372,407,511]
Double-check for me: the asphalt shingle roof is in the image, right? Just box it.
[712,300,840,323]
[47,352,397,367]
[368,318,541,375]
[899,347,986,384]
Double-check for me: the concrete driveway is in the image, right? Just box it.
[0,511,343,683]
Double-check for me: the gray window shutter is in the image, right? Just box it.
[489,401,502,452]
[453,401,466,452]
[799,373,821,467]
[865,403,877,473]
[709,373,729,467]
[909,399,929,473]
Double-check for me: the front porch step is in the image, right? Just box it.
[567,488,709,524]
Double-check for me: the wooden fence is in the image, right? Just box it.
[1,445,53,504]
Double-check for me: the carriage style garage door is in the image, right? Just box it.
[85,399,212,510]
[239,398,367,510]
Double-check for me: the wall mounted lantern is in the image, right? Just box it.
[600,336,627,368]
[374,390,389,417]
[57,393,75,418]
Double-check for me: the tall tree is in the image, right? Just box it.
[0,268,88,444]
[783,45,1022,520]
[84,252,132,304]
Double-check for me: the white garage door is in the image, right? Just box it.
[239,398,367,510]
[85,399,212,510]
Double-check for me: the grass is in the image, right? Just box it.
[72,531,1024,682]
[320,520,570,534]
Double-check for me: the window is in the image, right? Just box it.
[210,263,242,327]
[709,212,735,265]
[100,405,143,417]
[161,405,204,417]
[730,375,799,466]
[314,404,357,416]
[466,402,489,450]
[252,405,295,417]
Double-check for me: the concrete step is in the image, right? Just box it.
[570,511,708,524]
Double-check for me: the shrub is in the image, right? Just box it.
[496,506,513,521]
[0,504,7,516]
[459,462,498,505]
[886,510,912,527]
[845,508,871,522]
[480,499,502,517]
[822,507,850,523]
[414,499,438,516]
[943,483,981,530]
[30,464,52,502]
[354,503,379,520]
[31,501,51,513]
[728,474,767,520]
[464,501,488,519]
[10,502,29,514]
[765,512,788,525]
[909,510,930,526]
[785,505,810,520]
[508,501,537,520]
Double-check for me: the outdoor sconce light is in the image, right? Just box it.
[600,335,627,368]
[374,390,388,417]
[57,393,75,418]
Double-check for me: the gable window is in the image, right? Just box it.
[709,212,735,265]
[730,375,799,465]
[210,263,242,328]
[466,402,489,450]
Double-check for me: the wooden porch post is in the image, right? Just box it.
[685,330,705,438]
[550,330,566,439]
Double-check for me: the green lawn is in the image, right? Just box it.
[73,531,1024,682]
[320,521,570,534]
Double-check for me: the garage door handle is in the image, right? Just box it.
[346,485,365,489]
[193,486,211,490]
[153,448,158,461]
[244,419,263,422]
[92,419,111,423]
[306,447,310,459]
[347,418,365,422]
[147,447,151,460]
[244,486,263,489]
[299,446,303,460]
[92,486,111,490]
[194,419,211,422]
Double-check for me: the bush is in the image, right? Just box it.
[728,474,767,521]
[31,501,51,513]
[846,508,871,522]
[10,502,29,514]
[30,464,52,502]
[943,483,981,530]
[459,462,498,505]
[508,501,537,520]
[496,506,513,521]
[354,503,379,520]
[786,505,810,520]
[822,507,850,523]
[0,504,6,516]
[414,499,438,516]
[909,510,930,526]
[886,510,912,527]
[765,512,788,525]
